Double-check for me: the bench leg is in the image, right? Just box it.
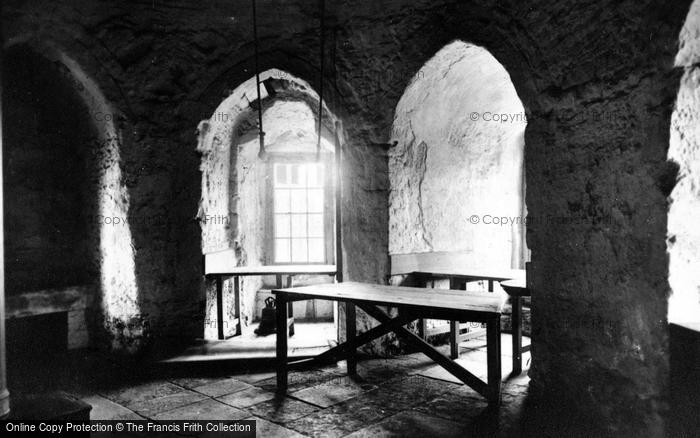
[449,278,460,359]
[233,276,241,336]
[486,317,502,404]
[276,292,289,393]
[346,303,357,375]
[450,321,459,359]
[417,275,431,340]
[512,296,522,375]
[216,276,224,340]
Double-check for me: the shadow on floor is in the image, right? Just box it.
[9,333,546,437]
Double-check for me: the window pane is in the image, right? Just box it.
[290,164,307,187]
[274,189,290,213]
[308,214,324,237]
[291,214,307,238]
[290,190,307,212]
[291,239,308,263]
[274,163,288,185]
[275,214,291,238]
[307,164,324,187]
[308,189,324,213]
[275,239,291,263]
[308,238,325,263]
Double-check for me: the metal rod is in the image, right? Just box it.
[252,0,265,158]
[316,0,325,160]
[334,121,343,283]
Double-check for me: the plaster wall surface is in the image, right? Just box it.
[389,41,525,271]
[2,0,693,434]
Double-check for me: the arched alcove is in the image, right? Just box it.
[2,41,140,353]
[389,40,527,269]
[3,46,98,295]
[197,69,340,338]
[669,1,700,324]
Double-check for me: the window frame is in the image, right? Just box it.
[264,152,335,265]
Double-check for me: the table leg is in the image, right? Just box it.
[512,296,522,375]
[486,317,502,404]
[276,292,289,393]
[216,276,224,340]
[346,303,357,376]
[286,275,295,337]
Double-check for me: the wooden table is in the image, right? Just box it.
[272,282,506,404]
[412,268,525,359]
[500,277,529,375]
[204,249,336,339]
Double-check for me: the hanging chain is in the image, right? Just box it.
[253,0,265,158]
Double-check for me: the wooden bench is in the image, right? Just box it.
[204,248,336,339]
[391,251,524,360]
[272,281,506,404]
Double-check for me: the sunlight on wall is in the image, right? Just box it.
[57,52,141,349]
[669,2,700,324]
[389,40,526,269]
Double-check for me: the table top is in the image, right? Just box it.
[206,264,337,276]
[413,267,525,282]
[204,248,337,275]
[500,277,529,296]
[272,281,505,314]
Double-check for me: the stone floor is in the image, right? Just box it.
[12,334,531,437]
[163,322,337,363]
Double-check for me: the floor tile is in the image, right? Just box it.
[257,369,342,392]
[233,371,277,384]
[286,392,397,438]
[218,386,277,408]
[357,375,460,411]
[291,377,376,408]
[414,354,513,384]
[192,377,253,397]
[244,416,306,438]
[246,396,320,423]
[153,398,249,421]
[169,375,229,390]
[128,389,208,417]
[411,387,490,424]
[82,394,143,420]
[344,411,472,438]
[100,381,185,407]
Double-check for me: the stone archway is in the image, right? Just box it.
[197,68,340,338]
[389,40,527,267]
[2,40,140,353]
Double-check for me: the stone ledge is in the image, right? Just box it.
[6,285,94,319]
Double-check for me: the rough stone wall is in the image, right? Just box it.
[669,0,700,324]
[2,0,694,434]
[3,46,99,295]
[389,41,526,270]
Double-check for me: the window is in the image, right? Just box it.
[271,161,327,263]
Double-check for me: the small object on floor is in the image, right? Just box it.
[255,297,277,336]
